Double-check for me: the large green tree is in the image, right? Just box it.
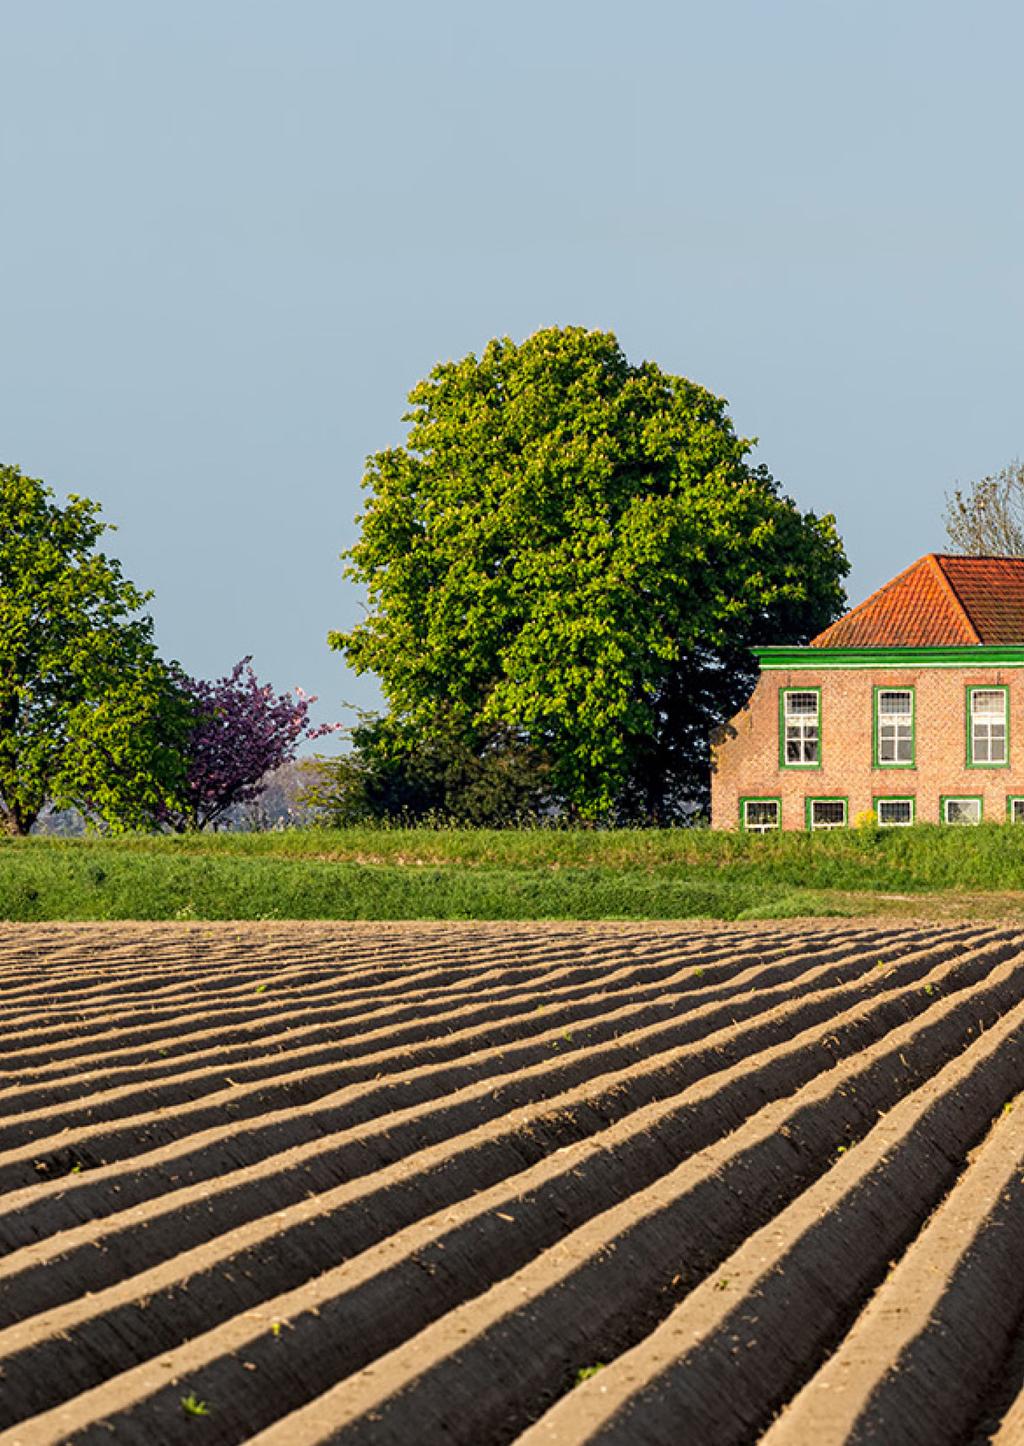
[0,466,190,834]
[332,328,848,819]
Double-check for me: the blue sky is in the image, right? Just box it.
[3,1,1023,744]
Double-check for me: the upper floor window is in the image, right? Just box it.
[781,689,820,767]
[968,687,1008,767]
[875,688,914,766]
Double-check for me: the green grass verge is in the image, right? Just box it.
[2,824,1024,921]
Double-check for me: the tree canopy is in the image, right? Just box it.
[0,465,188,834]
[159,658,331,833]
[332,328,849,820]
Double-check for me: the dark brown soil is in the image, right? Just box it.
[0,921,1021,1445]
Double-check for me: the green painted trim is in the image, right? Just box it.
[804,796,849,831]
[965,684,1010,768]
[872,685,916,769]
[754,644,1024,670]
[872,795,916,827]
[778,686,822,770]
[940,794,984,825]
[739,796,782,833]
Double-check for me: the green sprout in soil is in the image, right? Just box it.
[575,1364,604,1385]
[180,1393,211,1417]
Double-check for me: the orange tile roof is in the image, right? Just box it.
[811,554,1024,647]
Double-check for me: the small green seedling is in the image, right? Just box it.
[255,984,268,994]
[714,1277,730,1291]
[271,1321,283,1337]
[180,1393,210,1417]
[575,1364,604,1385]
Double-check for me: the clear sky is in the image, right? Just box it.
[4,1,1023,744]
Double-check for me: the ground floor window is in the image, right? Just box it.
[942,796,982,825]
[742,798,781,833]
[875,797,914,827]
[1009,797,1024,823]
[806,797,847,830]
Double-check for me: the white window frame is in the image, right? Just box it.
[943,796,982,826]
[876,797,914,828]
[742,799,781,834]
[808,798,847,831]
[782,690,820,767]
[1009,796,1024,824]
[969,688,1007,766]
[876,689,914,767]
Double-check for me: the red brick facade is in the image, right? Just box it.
[710,663,1024,830]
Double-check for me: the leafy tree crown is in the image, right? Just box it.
[332,328,847,818]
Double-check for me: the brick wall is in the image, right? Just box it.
[710,665,1024,830]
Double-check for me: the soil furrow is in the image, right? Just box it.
[0,944,1017,1429]
[10,960,1022,1446]
[0,924,889,1056]
[0,930,1003,1204]
[0,933,865,1120]
[0,930,1012,1333]
[516,1025,1024,1446]
[761,1092,1024,1445]
[0,920,890,1035]
[0,929,943,1143]
[0,920,1017,1446]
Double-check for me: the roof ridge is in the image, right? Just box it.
[933,552,1024,562]
[928,554,981,643]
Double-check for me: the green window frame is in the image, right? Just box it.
[1008,796,1024,824]
[779,687,822,769]
[966,685,1009,768]
[941,795,983,826]
[873,796,915,827]
[873,686,915,768]
[740,797,782,833]
[805,796,848,830]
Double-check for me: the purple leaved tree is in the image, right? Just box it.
[165,658,339,832]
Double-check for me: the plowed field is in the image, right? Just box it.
[0,919,1022,1445]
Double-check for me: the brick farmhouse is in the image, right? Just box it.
[711,553,1024,831]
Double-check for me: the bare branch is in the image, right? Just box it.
[943,459,1024,556]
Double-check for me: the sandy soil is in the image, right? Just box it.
[0,920,1021,1444]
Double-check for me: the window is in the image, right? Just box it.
[876,797,914,827]
[875,688,914,766]
[968,687,1008,766]
[781,689,820,767]
[742,798,781,833]
[943,796,982,825]
[1009,797,1024,824]
[807,798,847,830]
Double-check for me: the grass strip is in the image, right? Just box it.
[3,826,1024,920]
